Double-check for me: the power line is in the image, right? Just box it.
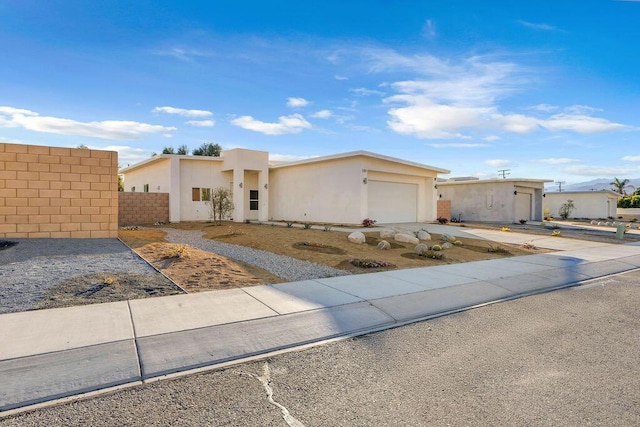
[498,169,511,179]
[555,181,566,192]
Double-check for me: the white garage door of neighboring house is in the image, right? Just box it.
[515,192,532,221]
[368,181,417,223]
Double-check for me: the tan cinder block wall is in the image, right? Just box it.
[0,143,118,238]
[118,192,169,225]
[437,199,451,220]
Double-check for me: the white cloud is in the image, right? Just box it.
[531,158,580,164]
[427,143,489,148]
[421,19,437,39]
[334,75,348,80]
[529,104,558,112]
[231,113,311,135]
[518,20,558,31]
[563,165,640,176]
[485,159,512,168]
[0,106,176,140]
[542,114,627,133]
[152,106,213,118]
[286,97,309,108]
[622,155,640,161]
[101,145,152,166]
[311,110,332,119]
[186,119,215,127]
[495,113,541,133]
[350,87,385,96]
[345,124,380,133]
[151,47,210,62]
[483,135,501,141]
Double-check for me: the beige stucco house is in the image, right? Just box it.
[544,190,620,219]
[437,178,552,223]
[119,149,450,224]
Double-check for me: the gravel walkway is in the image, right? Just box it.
[159,228,349,282]
[0,239,159,315]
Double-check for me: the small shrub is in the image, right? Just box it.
[453,240,463,246]
[244,219,251,224]
[519,219,527,224]
[551,230,561,237]
[167,244,189,259]
[521,241,537,250]
[303,223,312,230]
[501,227,511,232]
[419,250,444,260]
[323,225,332,232]
[102,276,115,285]
[437,217,448,224]
[431,244,442,251]
[286,222,294,228]
[559,199,575,220]
[487,245,510,254]
[350,258,393,268]
[362,218,377,227]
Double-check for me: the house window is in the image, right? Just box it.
[249,190,259,211]
[131,186,135,192]
[192,188,200,201]
[143,184,149,193]
[201,188,211,202]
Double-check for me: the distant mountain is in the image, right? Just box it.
[545,178,640,193]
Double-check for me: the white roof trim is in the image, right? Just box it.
[268,150,450,174]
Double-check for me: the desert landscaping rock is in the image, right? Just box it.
[379,230,396,239]
[416,230,431,241]
[0,239,174,315]
[377,240,391,250]
[440,233,455,242]
[414,243,429,255]
[348,231,366,244]
[442,242,454,249]
[393,227,413,235]
[160,228,347,281]
[394,233,419,244]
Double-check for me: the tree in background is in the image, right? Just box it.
[558,199,575,220]
[610,177,635,195]
[161,146,175,154]
[206,187,234,225]
[192,142,222,156]
[176,144,189,155]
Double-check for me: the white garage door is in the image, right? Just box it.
[368,181,417,223]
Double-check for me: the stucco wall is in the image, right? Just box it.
[269,157,363,224]
[0,143,118,238]
[439,180,545,223]
[118,192,169,225]
[544,192,618,219]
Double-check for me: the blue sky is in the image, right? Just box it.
[1,0,639,184]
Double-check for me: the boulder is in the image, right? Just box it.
[377,240,391,250]
[440,233,455,242]
[414,243,429,255]
[441,242,454,249]
[416,230,431,241]
[395,233,419,244]
[590,220,598,225]
[348,231,366,244]
[380,230,396,239]
[393,226,413,235]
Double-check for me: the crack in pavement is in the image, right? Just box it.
[237,362,305,427]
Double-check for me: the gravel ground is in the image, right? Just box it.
[0,239,164,315]
[159,228,349,282]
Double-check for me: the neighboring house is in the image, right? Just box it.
[438,178,552,223]
[544,190,620,219]
[119,148,450,224]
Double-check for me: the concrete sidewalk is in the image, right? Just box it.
[2,227,640,414]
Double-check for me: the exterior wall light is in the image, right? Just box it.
[363,177,368,184]
[513,190,518,195]
[239,182,243,188]
[264,183,268,189]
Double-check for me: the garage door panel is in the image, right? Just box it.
[368,181,417,223]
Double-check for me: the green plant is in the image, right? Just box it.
[558,199,575,220]
[362,218,377,227]
[551,230,561,237]
[437,217,448,224]
[286,222,294,228]
[431,244,442,251]
[102,276,115,285]
[543,207,551,220]
[192,142,222,157]
[501,227,511,232]
[349,258,393,268]
[323,225,332,232]
[244,219,251,224]
[453,240,463,246]
[419,251,444,260]
[487,245,510,254]
[303,223,312,229]
[519,219,527,224]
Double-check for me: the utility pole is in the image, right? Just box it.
[498,169,511,179]
[555,181,566,192]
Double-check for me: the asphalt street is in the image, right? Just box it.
[3,270,640,426]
